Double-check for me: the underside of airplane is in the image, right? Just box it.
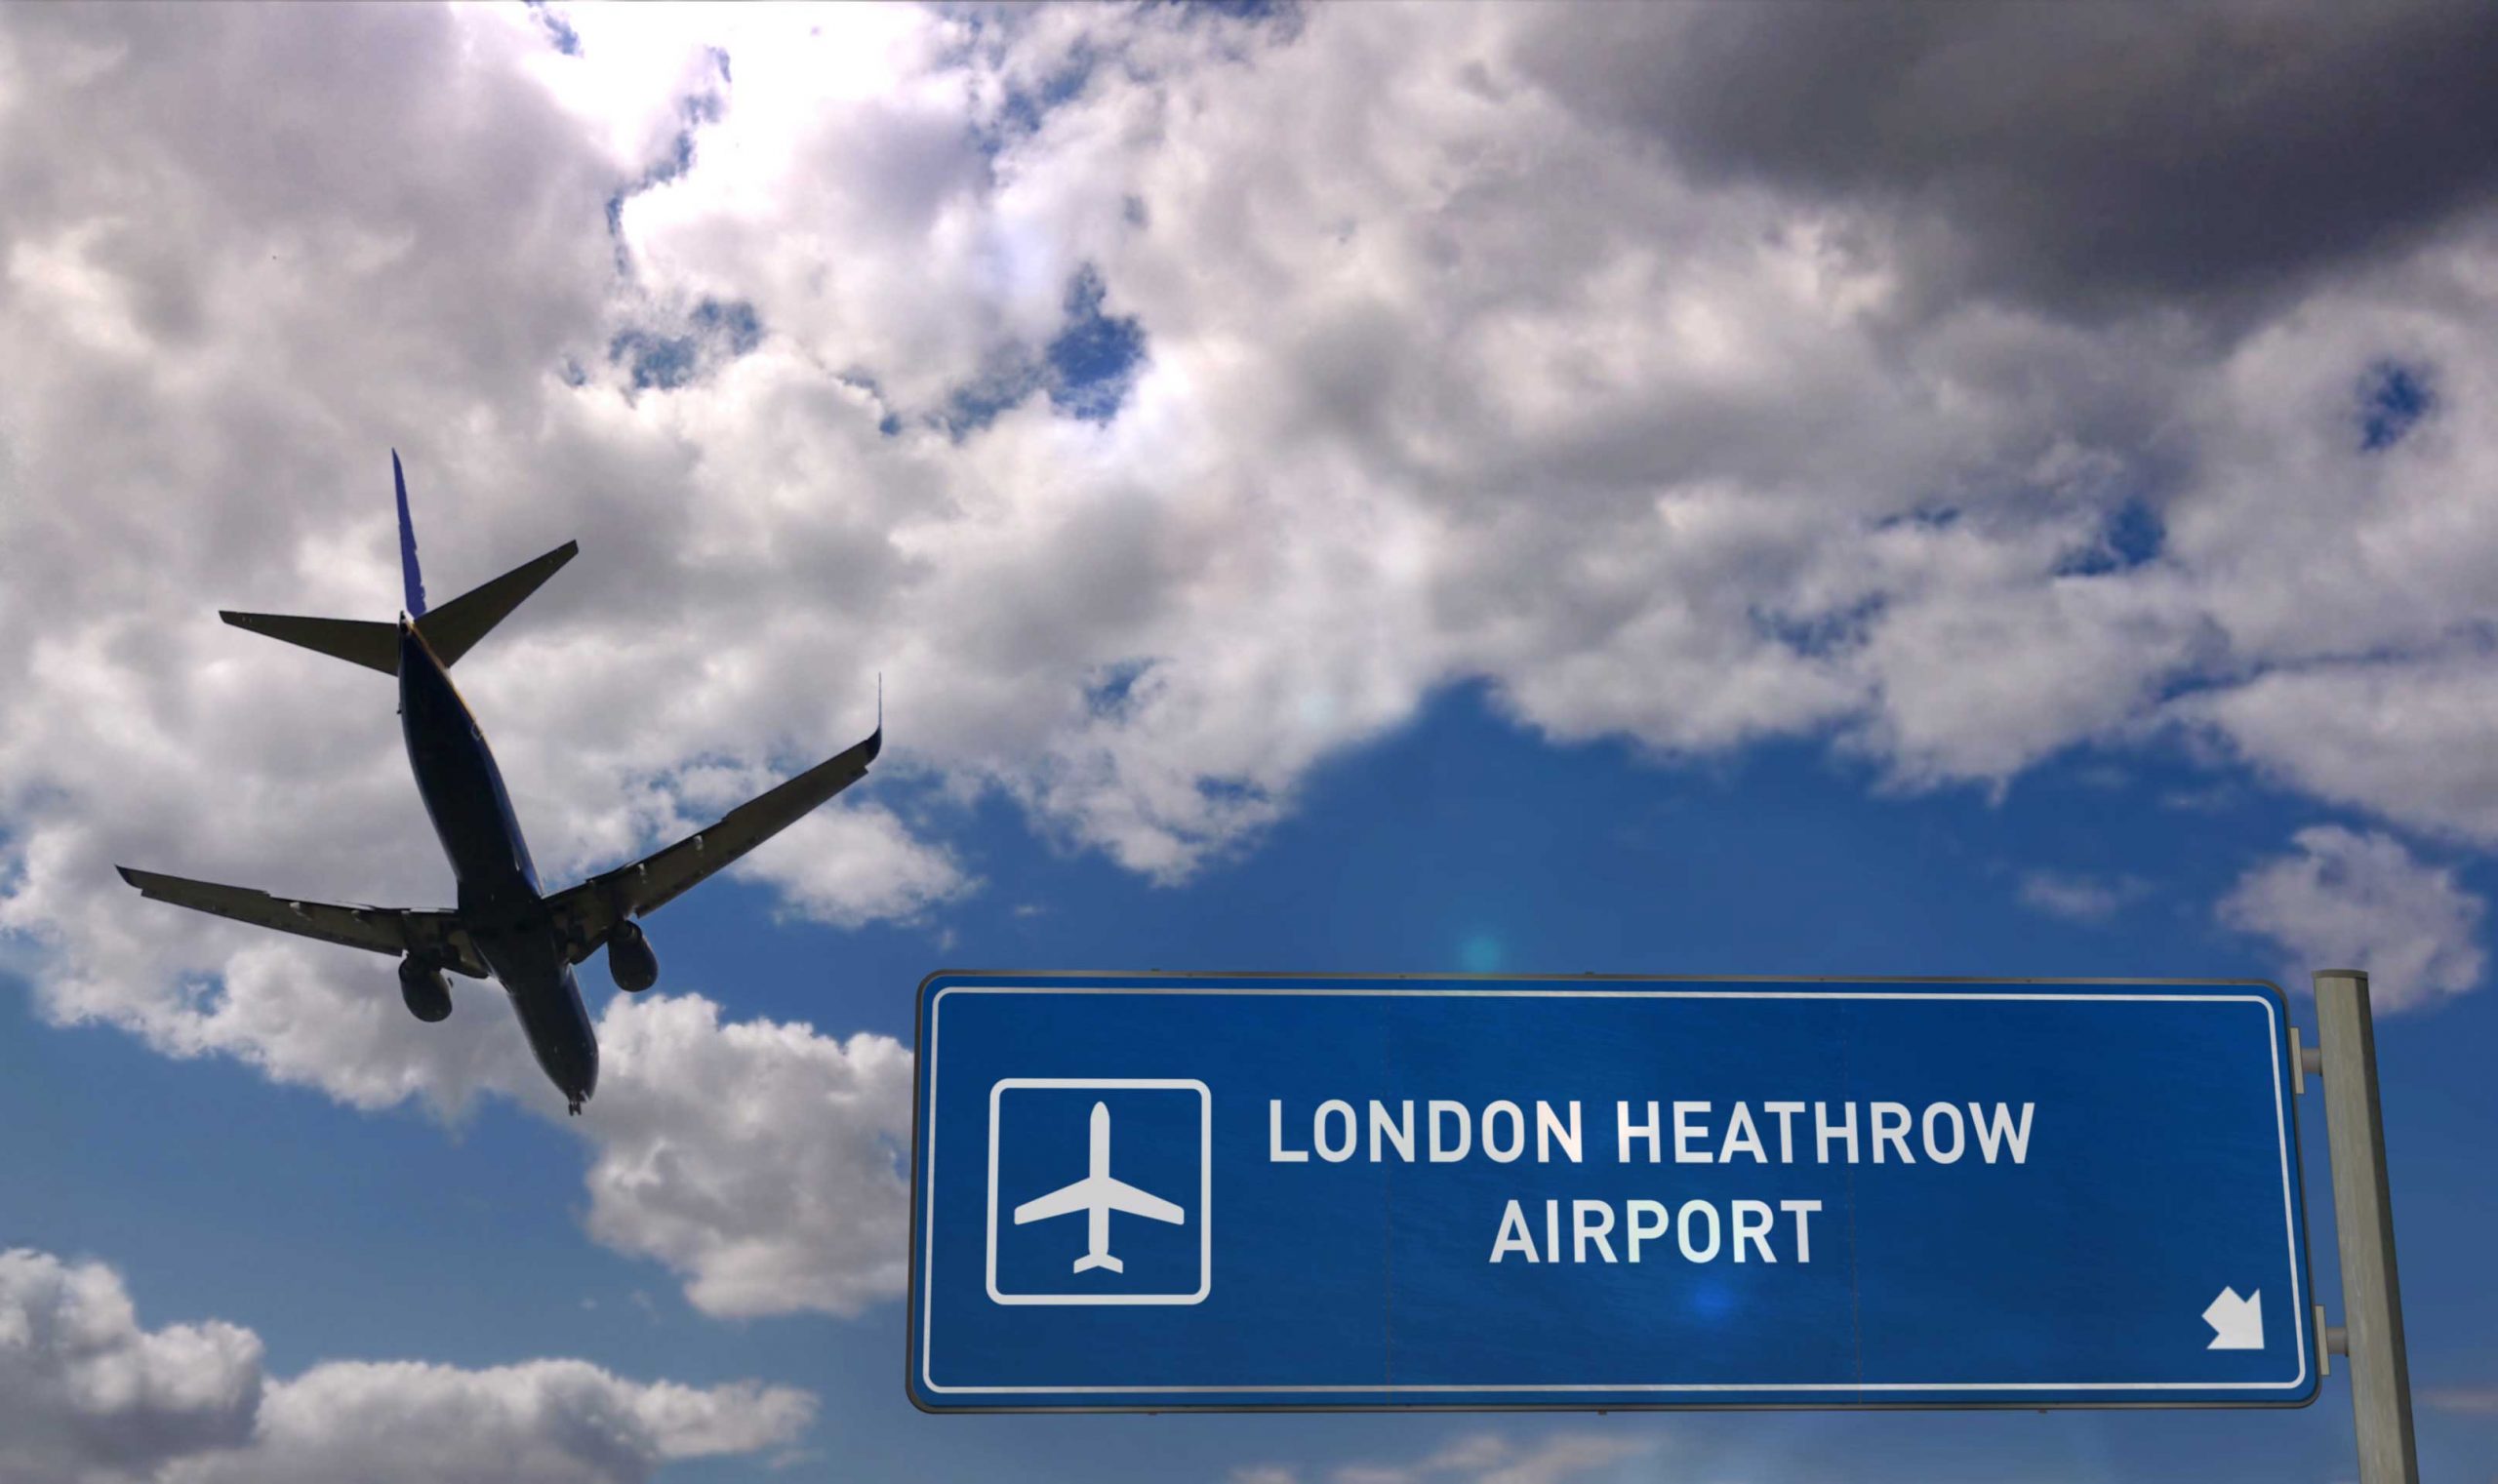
[119,452,881,1113]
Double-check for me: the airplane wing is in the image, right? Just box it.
[116,866,488,977]
[1100,1178,1185,1224]
[542,721,882,965]
[1013,1178,1103,1226]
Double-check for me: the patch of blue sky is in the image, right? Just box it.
[601,301,764,392]
[1190,775,1269,808]
[938,346,1048,439]
[652,129,696,185]
[1156,0,1290,21]
[826,370,907,437]
[1046,265,1147,423]
[602,191,630,277]
[2104,497,2165,565]
[609,329,699,391]
[953,3,1099,155]
[2055,498,2166,576]
[1874,503,1961,532]
[1150,0,1307,59]
[936,266,1148,434]
[2360,359,2434,451]
[601,79,732,280]
[1083,658,1157,719]
[692,299,763,356]
[982,48,1097,154]
[525,0,581,57]
[1751,596,1883,660]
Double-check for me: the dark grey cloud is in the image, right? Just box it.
[1513,1,2498,320]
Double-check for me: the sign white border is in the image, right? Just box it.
[917,983,2310,1400]
[985,1077,1213,1305]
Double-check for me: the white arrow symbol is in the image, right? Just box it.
[2203,1287,2265,1350]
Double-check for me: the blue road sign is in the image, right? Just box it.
[908,974,2317,1411]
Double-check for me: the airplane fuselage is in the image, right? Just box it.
[1080,1105,1118,1273]
[397,620,598,1108]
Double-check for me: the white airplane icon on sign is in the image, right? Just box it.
[1013,1102,1185,1273]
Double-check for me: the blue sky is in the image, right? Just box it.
[4,3,2498,1481]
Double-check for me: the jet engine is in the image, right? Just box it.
[607,918,659,993]
[398,957,453,1023]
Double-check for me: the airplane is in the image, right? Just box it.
[1012,1101,1184,1273]
[117,452,881,1115]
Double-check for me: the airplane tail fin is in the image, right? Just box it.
[395,450,427,619]
[1072,1253,1125,1275]
[217,453,579,674]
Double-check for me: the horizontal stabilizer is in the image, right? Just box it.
[1072,1253,1124,1274]
[415,541,578,666]
[218,612,401,674]
[218,541,577,674]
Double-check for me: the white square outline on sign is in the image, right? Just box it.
[985,1077,1213,1306]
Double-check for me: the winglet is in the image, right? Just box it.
[393,450,427,619]
[866,673,883,762]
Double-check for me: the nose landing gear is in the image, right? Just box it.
[567,1096,584,1116]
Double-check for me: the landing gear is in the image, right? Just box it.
[567,1097,584,1116]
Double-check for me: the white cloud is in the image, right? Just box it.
[2423,1384,2498,1415]
[0,1249,810,1484]
[6,0,2498,1330]
[721,798,973,929]
[2217,826,2486,1012]
[580,994,913,1319]
[1324,1431,1657,1484]
[2187,658,2498,846]
[0,1249,261,1484]
[2016,869,2147,925]
[169,1361,812,1484]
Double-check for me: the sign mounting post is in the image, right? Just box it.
[2312,969,2419,1484]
